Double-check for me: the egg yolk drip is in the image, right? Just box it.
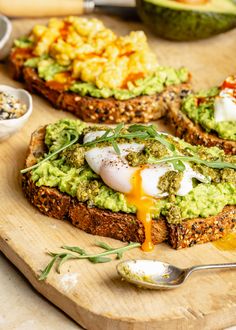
[125,167,156,252]
[213,232,236,251]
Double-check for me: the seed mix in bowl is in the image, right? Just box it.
[0,91,27,120]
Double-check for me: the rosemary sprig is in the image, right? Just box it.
[39,241,140,281]
[21,130,79,174]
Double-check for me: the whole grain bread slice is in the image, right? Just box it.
[165,102,236,155]
[22,126,168,245]
[22,126,236,249]
[10,48,191,124]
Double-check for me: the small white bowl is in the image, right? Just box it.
[0,15,12,60]
[0,85,33,141]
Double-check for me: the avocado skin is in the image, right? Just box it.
[136,0,236,41]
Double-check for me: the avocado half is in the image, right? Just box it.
[136,0,236,41]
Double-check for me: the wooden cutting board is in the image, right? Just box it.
[1,16,236,330]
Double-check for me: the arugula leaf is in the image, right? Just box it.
[20,130,79,174]
[170,160,186,172]
[149,155,236,170]
[83,123,235,171]
[114,123,124,135]
[39,242,141,280]
[62,246,86,255]
[111,140,120,155]
[39,254,60,281]
[89,256,112,263]
[95,241,113,250]
[57,254,76,273]
[95,241,123,259]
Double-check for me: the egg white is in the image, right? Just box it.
[84,131,208,197]
[214,88,236,123]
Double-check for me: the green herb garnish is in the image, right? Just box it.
[83,123,179,161]
[21,129,79,174]
[83,123,236,171]
[148,155,236,170]
[128,125,185,171]
[84,124,174,152]
[39,241,140,281]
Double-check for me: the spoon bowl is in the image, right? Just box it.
[117,259,236,290]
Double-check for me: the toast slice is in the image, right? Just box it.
[165,92,236,155]
[22,126,236,249]
[22,126,168,245]
[10,48,191,124]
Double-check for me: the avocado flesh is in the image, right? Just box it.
[136,0,236,41]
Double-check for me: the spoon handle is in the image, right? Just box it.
[188,263,236,274]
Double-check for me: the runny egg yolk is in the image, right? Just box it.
[212,232,236,251]
[125,167,156,252]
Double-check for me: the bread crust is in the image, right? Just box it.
[168,206,236,249]
[22,126,236,249]
[10,48,191,124]
[166,102,236,155]
[22,126,168,245]
[22,176,168,245]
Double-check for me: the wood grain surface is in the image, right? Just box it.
[0,15,236,330]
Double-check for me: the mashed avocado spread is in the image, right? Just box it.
[181,87,236,141]
[29,119,236,224]
[23,55,189,101]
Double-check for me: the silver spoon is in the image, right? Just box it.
[117,259,236,289]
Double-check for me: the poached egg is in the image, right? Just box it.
[84,131,208,251]
[214,75,236,123]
